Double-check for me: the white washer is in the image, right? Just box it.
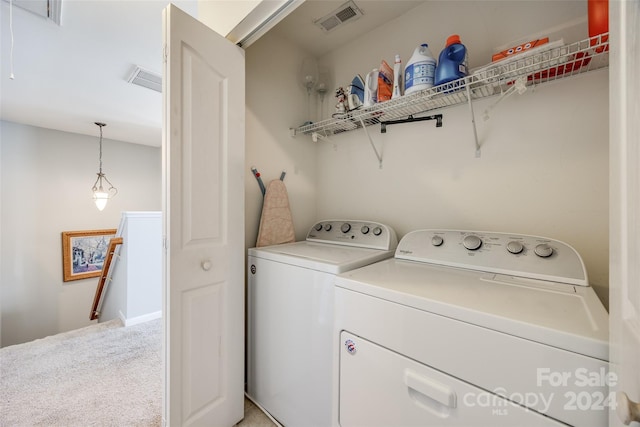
[334,229,609,427]
[247,220,398,427]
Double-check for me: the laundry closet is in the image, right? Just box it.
[243,0,609,307]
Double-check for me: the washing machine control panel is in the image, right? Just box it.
[396,229,588,286]
[307,220,398,250]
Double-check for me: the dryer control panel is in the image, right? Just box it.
[395,229,587,286]
[307,220,398,251]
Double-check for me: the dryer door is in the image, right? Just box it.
[338,332,565,427]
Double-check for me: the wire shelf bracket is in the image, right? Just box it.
[465,84,482,158]
[358,117,384,169]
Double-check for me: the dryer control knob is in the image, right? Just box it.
[373,227,383,236]
[507,241,524,254]
[314,223,323,231]
[341,223,352,233]
[432,235,444,246]
[361,226,370,234]
[324,224,332,231]
[534,243,554,258]
[344,339,357,355]
[463,234,482,251]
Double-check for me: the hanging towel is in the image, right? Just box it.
[256,179,295,247]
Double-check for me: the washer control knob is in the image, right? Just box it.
[314,223,323,231]
[341,223,352,233]
[534,243,554,258]
[361,226,370,235]
[324,224,332,232]
[463,234,482,251]
[432,235,444,247]
[506,241,524,254]
[373,227,383,236]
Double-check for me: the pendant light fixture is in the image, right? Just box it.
[91,122,117,211]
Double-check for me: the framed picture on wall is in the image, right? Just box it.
[61,229,117,282]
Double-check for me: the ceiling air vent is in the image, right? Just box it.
[314,0,364,33]
[2,0,62,24]
[127,66,162,93]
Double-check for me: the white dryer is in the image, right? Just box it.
[334,229,609,427]
[247,220,397,427]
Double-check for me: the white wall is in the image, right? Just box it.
[245,31,318,248]
[198,0,260,36]
[0,121,161,347]
[100,212,162,326]
[122,212,162,321]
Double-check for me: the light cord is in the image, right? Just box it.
[98,124,103,173]
[9,0,15,79]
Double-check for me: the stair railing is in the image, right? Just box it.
[90,237,123,320]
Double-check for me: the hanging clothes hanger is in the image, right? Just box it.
[251,167,286,196]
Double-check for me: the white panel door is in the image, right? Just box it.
[609,0,640,425]
[162,4,245,426]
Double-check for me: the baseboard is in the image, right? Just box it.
[119,310,162,327]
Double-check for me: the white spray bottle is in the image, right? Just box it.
[392,54,403,98]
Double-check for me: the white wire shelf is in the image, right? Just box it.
[296,34,609,137]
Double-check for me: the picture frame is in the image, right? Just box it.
[61,229,117,282]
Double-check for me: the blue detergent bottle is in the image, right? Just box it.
[434,34,468,87]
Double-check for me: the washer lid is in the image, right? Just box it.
[336,259,609,360]
[248,241,394,274]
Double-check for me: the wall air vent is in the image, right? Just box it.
[127,66,162,93]
[313,0,364,33]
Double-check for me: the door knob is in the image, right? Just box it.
[617,392,640,425]
[201,260,212,271]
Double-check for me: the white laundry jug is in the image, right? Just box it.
[404,44,436,95]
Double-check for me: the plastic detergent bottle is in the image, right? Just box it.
[434,34,468,87]
[392,54,403,98]
[363,68,378,107]
[404,44,436,95]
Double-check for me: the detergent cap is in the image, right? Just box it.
[446,34,461,46]
[434,34,468,87]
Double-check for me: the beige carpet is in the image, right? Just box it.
[0,319,162,426]
[0,319,277,427]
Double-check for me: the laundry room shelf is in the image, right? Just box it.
[295,34,609,138]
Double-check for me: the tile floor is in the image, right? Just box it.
[235,397,278,427]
